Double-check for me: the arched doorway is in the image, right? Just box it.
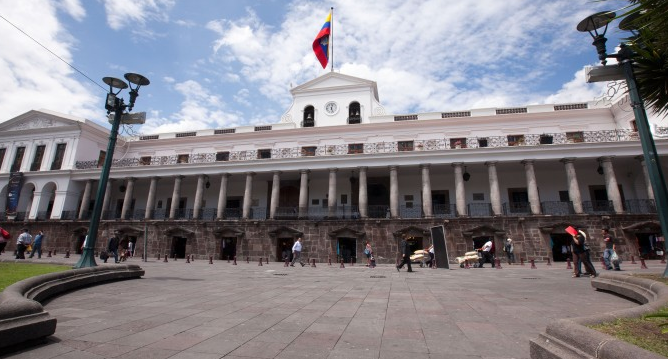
[268,226,303,262]
[213,227,245,261]
[37,182,57,219]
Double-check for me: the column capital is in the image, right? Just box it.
[388,165,398,171]
[484,161,498,167]
[598,156,614,163]
[300,169,310,174]
[560,158,576,164]
[125,176,137,181]
[520,159,535,165]
[150,176,161,180]
[174,175,185,179]
[635,155,645,162]
[451,162,463,168]
[246,171,256,176]
[273,170,282,175]
[419,163,431,169]
[328,168,338,173]
[221,173,231,178]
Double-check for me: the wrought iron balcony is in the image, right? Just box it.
[625,199,657,214]
[468,203,493,217]
[541,201,575,216]
[503,202,531,216]
[433,204,456,218]
[582,200,614,214]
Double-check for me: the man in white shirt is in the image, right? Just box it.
[290,237,305,267]
[478,240,494,268]
[15,228,32,259]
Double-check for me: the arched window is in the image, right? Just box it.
[348,102,361,124]
[303,106,315,127]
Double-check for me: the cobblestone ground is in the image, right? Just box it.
[2,255,664,359]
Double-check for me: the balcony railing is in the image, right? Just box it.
[503,202,531,216]
[582,200,614,214]
[433,204,457,218]
[74,129,647,170]
[399,205,422,219]
[625,199,657,214]
[541,201,575,216]
[468,203,493,217]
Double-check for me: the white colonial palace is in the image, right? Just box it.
[1,73,666,264]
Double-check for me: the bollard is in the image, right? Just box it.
[520,257,524,266]
[464,259,470,269]
[53,249,57,255]
[157,253,161,260]
[233,256,237,265]
[495,258,502,269]
[174,255,177,261]
[311,258,316,267]
[227,256,230,263]
[328,256,332,266]
[530,259,536,269]
[340,259,345,268]
[546,257,551,266]
[186,255,190,264]
[209,255,213,264]
[191,254,194,262]
[164,254,168,263]
[258,258,263,266]
[266,257,269,265]
[600,256,606,270]
[566,257,572,269]
[246,256,249,264]
[47,250,52,258]
[284,258,289,267]
[351,257,354,266]
[65,250,70,258]
[640,257,648,269]
[631,255,637,264]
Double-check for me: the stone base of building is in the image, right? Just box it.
[0,214,662,265]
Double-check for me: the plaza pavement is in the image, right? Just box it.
[2,255,665,359]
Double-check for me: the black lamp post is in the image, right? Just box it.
[74,73,150,268]
[578,12,668,276]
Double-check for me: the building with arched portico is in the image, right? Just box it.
[1,72,667,264]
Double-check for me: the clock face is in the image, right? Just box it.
[325,101,338,115]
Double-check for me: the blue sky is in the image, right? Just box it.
[0,0,631,135]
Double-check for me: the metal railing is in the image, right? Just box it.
[433,204,457,218]
[468,203,493,217]
[503,202,531,216]
[582,200,614,214]
[625,199,657,214]
[541,201,575,216]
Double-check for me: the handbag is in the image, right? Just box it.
[100,250,109,260]
[610,251,619,262]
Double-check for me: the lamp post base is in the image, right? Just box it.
[74,248,98,268]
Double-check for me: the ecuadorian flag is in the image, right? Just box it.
[312,12,331,69]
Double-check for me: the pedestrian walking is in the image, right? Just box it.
[504,238,515,264]
[424,244,434,268]
[396,235,413,272]
[478,240,494,268]
[601,228,620,271]
[290,237,305,267]
[29,230,44,258]
[107,234,120,263]
[15,228,32,259]
[570,227,597,278]
[364,241,373,266]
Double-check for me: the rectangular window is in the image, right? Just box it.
[566,131,584,143]
[311,199,319,205]
[398,141,414,152]
[340,194,348,205]
[50,143,66,170]
[139,156,152,165]
[507,135,525,146]
[177,154,189,163]
[257,149,272,159]
[559,191,570,202]
[472,193,485,201]
[97,151,106,168]
[450,138,467,148]
[478,138,488,148]
[30,145,45,171]
[301,146,316,157]
[404,195,414,201]
[348,143,364,154]
[322,198,328,207]
[0,148,5,169]
[216,151,230,161]
[12,147,25,172]
[539,134,553,144]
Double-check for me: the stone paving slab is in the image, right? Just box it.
[1,255,666,358]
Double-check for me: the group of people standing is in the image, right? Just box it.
[568,227,621,278]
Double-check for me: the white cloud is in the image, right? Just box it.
[544,67,609,104]
[0,0,99,121]
[103,0,174,38]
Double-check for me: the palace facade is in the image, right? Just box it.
[1,73,667,264]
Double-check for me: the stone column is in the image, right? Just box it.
[120,177,136,219]
[485,162,502,216]
[242,172,255,219]
[270,171,281,219]
[193,174,206,219]
[78,179,93,219]
[600,156,624,213]
[522,160,542,215]
[421,164,433,218]
[145,176,159,219]
[298,170,309,218]
[169,175,184,219]
[389,166,399,218]
[328,168,338,217]
[358,166,368,219]
[561,158,584,214]
[102,179,114,219]
[636,155,655,201]
[216,174,230,219]
[453,163,466,216]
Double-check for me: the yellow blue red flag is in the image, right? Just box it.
[312,12,331,68]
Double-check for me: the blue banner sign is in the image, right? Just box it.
[6,172,23,216]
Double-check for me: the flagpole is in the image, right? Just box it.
[330,7,334,72]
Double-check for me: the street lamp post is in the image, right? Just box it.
[578,12,668,276]
[74,73,150,269]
